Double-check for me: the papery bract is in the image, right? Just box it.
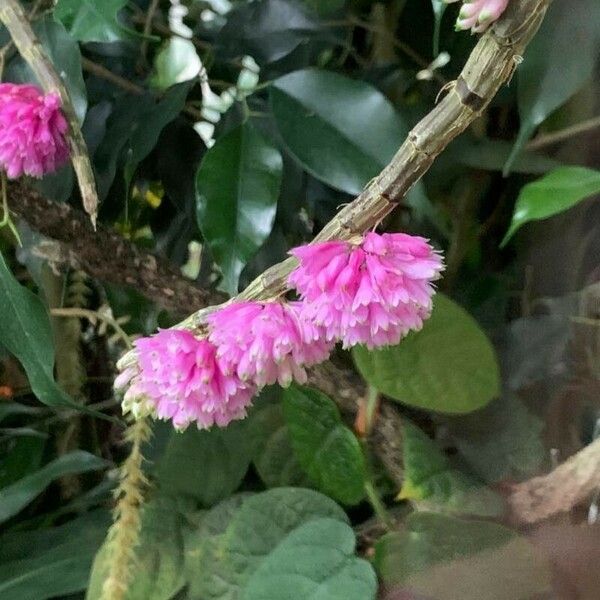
[207,300,333,388]
[289,232,444,350]
[444,0,509,32]
[0,84,69,179]
[116,329,255,430]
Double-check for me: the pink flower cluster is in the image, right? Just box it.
[290,233,443,349]
[116,232,443,430]
[0,83,69,179]
[445,0,509,33]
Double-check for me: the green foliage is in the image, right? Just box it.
[0,511,110,600]
[399,421,505,518]
[196,122,282,294]
[505,0,600,172]
[155,421,253,507]
[243,518,377,600]
[54,0,130,43]
[502,166,600,245]
[375,512,552,599]
[271,69,407,195]
[282,384,366,505]
[0,252,76,410]
[353,294,501,414]
[0,451,106,524]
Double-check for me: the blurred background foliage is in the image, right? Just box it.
[1,0,600,598]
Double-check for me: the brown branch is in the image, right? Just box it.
[0,0,99,227]
[175,0,551,331]
[509,437,600,524]
[6,181,224,316]
[526,114,600,151]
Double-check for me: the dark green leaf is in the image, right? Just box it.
[502,166,600,245]
[54,0,129,43]
[399,421,505,518]
[0,450,107,524]
[0,437,45,488]
[191,487,346,598]
[282,384,366,504]
[0,252,75,410]
[243,518,377,600]
[196,122,282,294]
[218,0,322,65]
[270,68,407,195]
[353,293,500,414]
[87,497,185,600]
[155,421,252,506]
[250,401,310,488]
[374,512,551,599]
[0,511,109,600]
[504,0,600,173]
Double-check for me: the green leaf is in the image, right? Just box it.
[282,384,366,505]
[155,420,252,507]
[6,17,87,122]
[191,487,346,598]
[250,401,310,488]
[270,68,407,196]
[196,122,282,295]
[151,38,201,90]
[502,166,600,245]
[0,252,76,410]
[0,511,109,600]
[243,518,377,600]
[54,0,129,43]
[0,451,107,524]
[374,512,551,600]
[86,497,185,600]
[0,436,45,488]
[399,422,505,518]
[504,0,600,174]
[353,293,500,414]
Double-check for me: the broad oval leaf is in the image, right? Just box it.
[243,518,377,600]
[270,68,407,195]
[282,384,366,505]
[155,420,252,507]
[54,0,130,43]
[196,122,282,295]
[502,166,600,246]
[353,293,500,414]
[192,487,346,598]
[504,0,600,173]
[0,451,107,524]
[374,512,551,599]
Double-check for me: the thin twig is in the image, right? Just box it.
[81,57,204,121]
[139,0,161,65]
[0,0,99,227]
[526,114,600,151]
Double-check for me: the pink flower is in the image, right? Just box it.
[207,301,333,388]
[444,0,509,32]
[116,329,256,430]
[0,83,69,179]
[289,232,444,350]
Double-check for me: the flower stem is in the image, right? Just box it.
[364,479,393,530]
